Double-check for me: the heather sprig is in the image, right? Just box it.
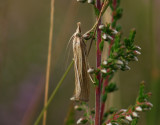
[34,0,152,125]
[74,0,152,125]
[105,82,153,125]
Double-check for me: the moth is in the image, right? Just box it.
[70,22,90,102]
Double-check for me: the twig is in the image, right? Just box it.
[100,0,117,123]
[87,0,109,56]
[43,0,55,125]
[95,0,102,125]
[34,60,74,125]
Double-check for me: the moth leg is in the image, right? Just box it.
[89,74,96,84]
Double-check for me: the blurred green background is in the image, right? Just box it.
[0,0,159,125]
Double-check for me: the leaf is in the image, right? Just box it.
[105,82,118,93]
[94,6,100,16]
[64,103,75,125]
[102,92,108,102]
[131,118,138,125]
[94,76,99,86]
[99,40,104,52]
[129,28,136,43]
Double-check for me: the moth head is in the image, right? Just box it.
[75,22,81,37]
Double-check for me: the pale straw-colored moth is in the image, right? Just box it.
[70,22,90,102]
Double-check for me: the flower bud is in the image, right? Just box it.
[70,96,76,101]
[102,60,108,65]
[101,68,107,74]
[77,0,86,3]
[146,102,153,107]
[125,115,132,121]
[116,60,123,65]
[132,112,138,117]
[134,50,141,55]
[102,34,107,40]
[77,118,88,124]
[133,56,138,61]
[74,105,82,111]
[99,24,105,30]
[120,109,127,112]
[107,35,113,41]
[135,106,142,112]
[83,33,91,40]
[135,45,141,50]
[88,0,94,4]
[87,68,95,74]
[124,65,131,70]
[111,29,118,35]
[106,123,112,125]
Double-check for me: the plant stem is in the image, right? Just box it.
[87,0,109,56]
[100,0,117,122]
[43,0,55,125]
[95,0,102,125]
[34,60,74,125]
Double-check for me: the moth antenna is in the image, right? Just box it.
[66,34,74,51]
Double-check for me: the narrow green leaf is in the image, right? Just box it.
[99,40,104,52]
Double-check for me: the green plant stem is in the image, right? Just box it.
[34,60,74,125]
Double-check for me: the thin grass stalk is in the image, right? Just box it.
[95,0,102,125]
[100,0,117,122]
[43,0,55,125]
[34,60,74,125]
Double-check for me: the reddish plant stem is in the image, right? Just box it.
[95,0,102,125]
[100,0,117,123]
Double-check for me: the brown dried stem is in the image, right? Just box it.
[43,0,55,125]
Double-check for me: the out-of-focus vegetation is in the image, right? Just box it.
[0,0,159,125]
